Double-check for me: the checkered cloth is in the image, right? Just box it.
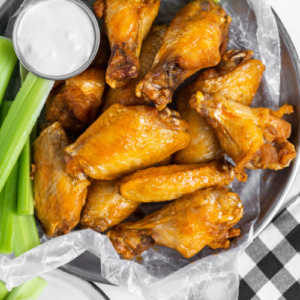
[238,196,300,300]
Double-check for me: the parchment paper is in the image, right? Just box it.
[0,0,281,299]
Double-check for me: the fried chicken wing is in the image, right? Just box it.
[189,50,265,106]
[45,32,109,133]
[173,50,264,164]
[173,84,223,164]
[101,24,167,112]
[64,104,191,180]
[108,188,243,259]
[136,0,231,110]
[94,0,160,88]
[33,122,90,237]
[80,180,139,232]
[120,160,234,202]
[191,93,296,181]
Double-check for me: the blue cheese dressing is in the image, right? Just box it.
[15,0,96,77]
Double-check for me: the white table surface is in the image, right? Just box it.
[1,0,299,299]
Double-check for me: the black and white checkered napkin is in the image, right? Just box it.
[238,196,300,300]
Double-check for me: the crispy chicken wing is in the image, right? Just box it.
[94,0,160,88]
[101,24,167,112]
[189,50,265,106]
[64,104,191,180]
[136,0,231,110]
[173,50,264,164]
[108,188,243,259]
[173,83,223,164]
[45,32,109,133]
[33,122,90,237]
[120,160,234,202]
[191,93,296,181]
[80,180,139,232]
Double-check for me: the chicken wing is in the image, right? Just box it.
[94,0,160,88]
[45,32,109,133]
[189,50,265,106]
[101,24,167,112]
[107,188,243,259]
[64,104,191,180]
[120,160,234,202]
[136,0,231,110]
[80,180,139,232]
[33,122,90,237]
[191,93,296,181]
[173,83,223,164]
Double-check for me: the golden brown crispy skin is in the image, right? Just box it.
[64,104,191,180]
[107,188,243,259]
[190,50,265,106]
[45,32,109,133]
[173,50,264,164]
[191,93,297,182]
[173,84,223,164]
[101,24,168,112]
[136,0,231,110]
[120,160,234,202]
[80,180,139,232]
[94,0,160,88]
[33,122,90,237]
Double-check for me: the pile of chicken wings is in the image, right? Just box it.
[33,0,296,260]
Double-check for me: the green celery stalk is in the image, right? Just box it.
[0,37,18,107]
[0,101,12,125]
[0,281,8,300]
[0,73,54,193]
[0,162,18,254]
[0,101,18,254]
[13,215,40,257]
[17,140,33,215]
[5,277,47,300]
[16,64,34,215]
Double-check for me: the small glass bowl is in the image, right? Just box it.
[12,0,100,80]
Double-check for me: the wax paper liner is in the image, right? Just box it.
[0,0,281,299]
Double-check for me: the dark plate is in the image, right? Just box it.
[1,0,299,285]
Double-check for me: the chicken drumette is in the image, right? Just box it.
[94,0,160,88]
[80,180,139,232]
[108,188,243,259]
[136,0,231,110]
[120,160,234,202]
[101,24,167,112]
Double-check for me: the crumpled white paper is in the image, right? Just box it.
[0,0,281,299]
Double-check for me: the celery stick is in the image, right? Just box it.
[0,101,18,254]
[5,277,47,300]
[0,281,8,300]
[13,215,40,257]
[0,159,18,254]
[17,139,33,215]
[0,101,12,125]
[0,38,18,107]
[0,73,54,193]
[17,64,34,215]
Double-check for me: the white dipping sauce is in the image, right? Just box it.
[16,0,95,77]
